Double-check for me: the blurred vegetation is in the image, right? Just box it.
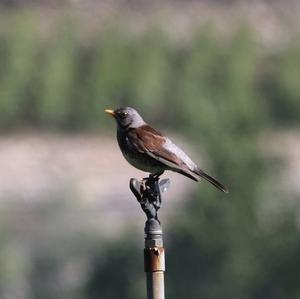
[0,9,300,299]
[0,12,300,131]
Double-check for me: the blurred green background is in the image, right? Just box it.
[1,1,300,299]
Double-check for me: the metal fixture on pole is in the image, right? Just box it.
[130,175,170,299]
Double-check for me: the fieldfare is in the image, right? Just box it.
[105,107,228,193]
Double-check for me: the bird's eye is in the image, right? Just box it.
[119,112,128,119]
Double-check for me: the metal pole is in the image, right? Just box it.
[144,219,165,299]
[130,176,169,299]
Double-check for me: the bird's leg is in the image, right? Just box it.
[149,171,164,180]
[142,171,163,183]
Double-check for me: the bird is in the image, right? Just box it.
[105,107,228,193]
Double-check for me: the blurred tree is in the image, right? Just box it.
[258,44,300,127]
[0,13,40,128]
[0,12,299,130]
[38,17,78,129]
[85,239,143,299]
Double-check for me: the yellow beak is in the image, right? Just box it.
[104,109,116,117]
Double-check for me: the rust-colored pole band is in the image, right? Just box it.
[144,247,165,272]
[144,233,165,299]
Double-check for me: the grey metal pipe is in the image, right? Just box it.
[146,272,165,299]
[144,220,165,299]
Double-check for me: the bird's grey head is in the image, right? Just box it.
[105,107,145,130]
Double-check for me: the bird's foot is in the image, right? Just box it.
[149,171,164,181]
[142,172,163,184]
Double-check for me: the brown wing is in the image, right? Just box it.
[128,125,184,168]
[127,125,199,181]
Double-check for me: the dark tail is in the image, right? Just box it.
[193,168,229,193]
